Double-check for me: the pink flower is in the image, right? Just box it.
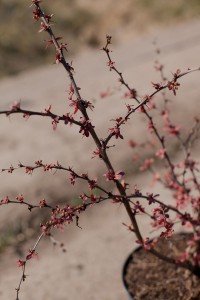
[16,260,25,268]
[38,21,49,33]
[92,148,102,159]
[39,199,47,208]
[52,116,60,130]
[26,249,38,261]
[108,126,123,139]
[166,124,181,136]
[103,170,115,181]
[55,52,61,64]
[139,158,154,171]
[107,60,115,70]
[25,166,34,174]
[114,171,125,180]
[103,170,125,181]
[167,79,180,96]
[10,101,20,111]
[88,179,97,190]
[16,194,24,203]
[79,119,93,137]
[1,196,10,205]
[156,148,166,159]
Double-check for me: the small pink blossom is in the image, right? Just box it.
[152,82,162,90]
[114,171,125,180]
[38,21,49,33]
[52,116,60,130]
[39,199,47,208]
[103,170,125,181]
[156,148,166,159]
[103,170,115,181]
[25,166,34,174]
[92,148,102,159]
[69,100,79,114]
[26,249,38,261]
[55,52,62,64]
[132,201,145,214]
[124,89,137,99]
[10,101,20,111]
[79,193,88,201]
[107,60,115,70]
[32,8,40,21]
[166,124,181,136]
[1,196,10,205]
[79,119,93,137]
[16,260,25,268]
[167,79,180,95]
[108,126,123,139]
[45,105,52,113]
[136,238,157,250]
[88,179,97,190]
[139,158,154,171]
[16,194,24,203]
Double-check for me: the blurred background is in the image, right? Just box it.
[0,2,200,299]
[1,0,200,78]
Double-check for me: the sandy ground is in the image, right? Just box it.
[0,19,200,300]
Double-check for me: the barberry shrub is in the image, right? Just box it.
[0,1,200,299]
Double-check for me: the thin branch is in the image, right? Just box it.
[16,232,44,300]
[0,107,82,127]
